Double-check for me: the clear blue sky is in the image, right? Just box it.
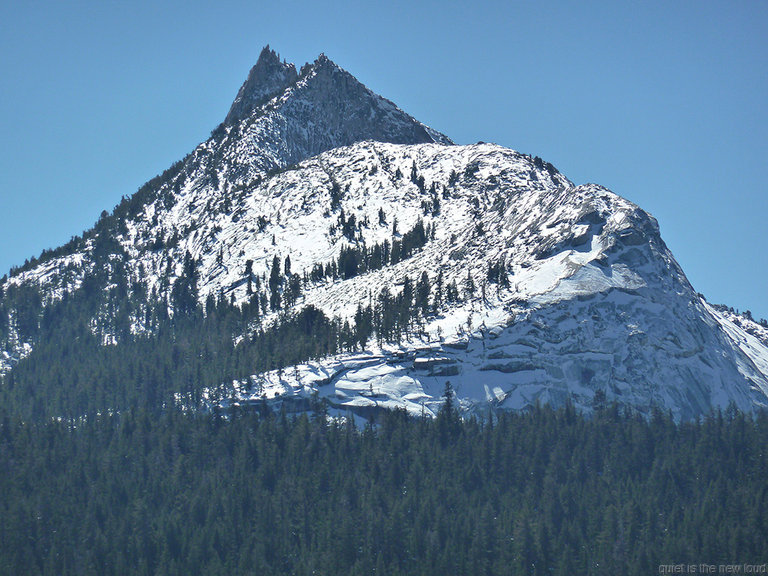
[1,0,766,320]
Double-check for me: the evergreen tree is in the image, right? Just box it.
[464,269,475,299]
[269,255,282,311]
[416,271,431,318]
[398,276,414,338]
[433,270,444,313]
[245,259,254,294]
[171,251,199,317]
[354,303,373,349]
[284,273,302,308]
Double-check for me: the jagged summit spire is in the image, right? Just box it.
[258,44,280,65]
[222,46,452,154]
[224,45,298,125]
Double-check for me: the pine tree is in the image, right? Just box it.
[245,259,254,294]
[171,251,199,317]
[284,274,302,308]
[433,270,444,312]
[464,269,475,299]
[269,255,282,311]
[416,271,431,318]
[354,303,373,349]
[399,276,414,338]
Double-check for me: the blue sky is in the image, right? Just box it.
[1,0,766,319]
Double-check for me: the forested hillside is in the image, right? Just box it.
[1,402,766,575]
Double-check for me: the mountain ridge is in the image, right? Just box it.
[1,47,767,421]
[3,48,451,280]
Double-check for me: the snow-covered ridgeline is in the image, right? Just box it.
[3,47,767,419]
[5,137,768,418]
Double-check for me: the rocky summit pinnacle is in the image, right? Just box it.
[211,46,455,180]
[224,45,298,125]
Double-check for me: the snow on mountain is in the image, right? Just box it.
[5,49,450,303]
[3,47,767,419]
[186,141,768,421]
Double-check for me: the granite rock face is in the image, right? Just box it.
[224,45,298,126]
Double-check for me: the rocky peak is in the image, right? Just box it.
[274,54,452,162]
[224,45,298,125]
[311,53,336,71]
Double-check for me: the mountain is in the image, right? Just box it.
[189,142,768,421]
[1,47,767,421]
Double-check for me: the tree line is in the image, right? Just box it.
[0,402,766,575]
